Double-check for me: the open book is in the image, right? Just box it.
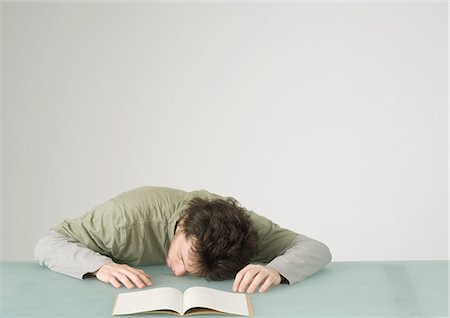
[112,286,252,316]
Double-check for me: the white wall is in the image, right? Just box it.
[1,2,448,261]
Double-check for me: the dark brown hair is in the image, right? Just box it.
[179,197,258,280]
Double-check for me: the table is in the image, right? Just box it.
[0,261,448,317]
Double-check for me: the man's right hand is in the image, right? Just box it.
[94,262,152,289]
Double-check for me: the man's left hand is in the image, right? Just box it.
[232,264,281,294]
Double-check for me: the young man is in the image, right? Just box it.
[35,186,331,293]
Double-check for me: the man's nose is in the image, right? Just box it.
[173,264,186,276]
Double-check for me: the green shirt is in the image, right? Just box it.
[54,186,298,266]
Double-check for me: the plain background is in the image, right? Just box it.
[1,2,448,261]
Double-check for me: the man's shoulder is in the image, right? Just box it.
[121,186,226,201]
[111,186,229,213]
[112,186,188,202]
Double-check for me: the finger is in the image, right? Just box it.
[258,276,275,293]
[138,269,151,279]
[119,269,147,288]
[130,268,152,286]
[115,272,135,289]
[139,273,152,287]
[123,268,152,288]
[233,269,246,292]
[246,272,268,294]
[129,267,151,278]
[233,265,251,292]
[238,269,259,293]
[109,276,122,289]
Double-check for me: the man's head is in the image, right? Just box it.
[166,197,258,280]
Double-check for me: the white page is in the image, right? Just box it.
[182,287,249,316]
[113,287,183,315]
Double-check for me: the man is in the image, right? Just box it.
[35,186,331,293]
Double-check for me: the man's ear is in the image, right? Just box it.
[175,218,185,233]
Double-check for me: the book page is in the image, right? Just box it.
[182,287,250,316]
[113,287,183,316]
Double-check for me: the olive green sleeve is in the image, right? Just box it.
[53,198,125,259]
[247,210,298,263]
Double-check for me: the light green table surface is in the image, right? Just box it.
[0,261,448,318]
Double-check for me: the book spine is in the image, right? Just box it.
[246,295,253,317]
[111,295,119,316]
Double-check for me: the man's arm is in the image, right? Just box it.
[267,234,332,284]
[34,229,113,279]
[34,229,152,288]
[233,234,332,293]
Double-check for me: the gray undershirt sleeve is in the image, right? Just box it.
[34,229,113,280]
[267,234,332,285]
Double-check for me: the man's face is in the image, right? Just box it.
[166,230,197,277]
